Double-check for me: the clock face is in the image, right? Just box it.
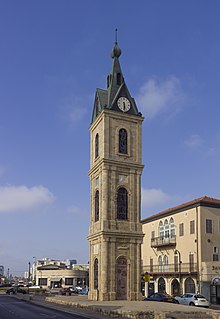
[117,97,131,112]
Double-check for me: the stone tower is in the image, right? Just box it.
[88,38,144,301]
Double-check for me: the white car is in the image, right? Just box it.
[175,293,210,307]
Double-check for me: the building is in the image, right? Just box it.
[88,37,144,301]
[141,196,220,304]
[0,265,4,276]
[35,262,89,289]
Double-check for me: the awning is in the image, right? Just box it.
[50,278,61,282]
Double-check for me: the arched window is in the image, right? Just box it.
[159,221,164,239]
[158,255,163,272]
[95,133,99,158]
[117,187,128,220]
[95,190,99,222]
[185,277,195,293]
[119,129,127,154]
[94,259,98,289]
[164,255,168,271]
[170,217,175,237]
[164,219,169,238]
[158,277,166,293]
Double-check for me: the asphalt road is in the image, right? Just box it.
[0,295,88,319]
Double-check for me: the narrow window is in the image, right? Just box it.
[206,219,213,233]
[150,257,153,272]
[95,190,99,222]
[189,253,194,272]
[159,221,164,239]
[174,255,178,272]
[119,129,127,154]
[117,187,128,220]
[213,247,219,261]
[164,255,168,271]
[179,223,184,236]
[158,256,162,272]
[190,220,195,234]
[151,231,155,239]
[170,218,175,237]
[164,219,169,238]
[117,73,121,85]
[95,133,99,159]
[94,259,98,289]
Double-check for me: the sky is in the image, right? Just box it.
[1,0,220,276]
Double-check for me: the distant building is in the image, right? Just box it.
[35,263,89,289]
[141,196,220,304]
[31,257,87,289]
[0,266,4,276]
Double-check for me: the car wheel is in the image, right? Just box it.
[189,302,195,306]
[175,300,179,304]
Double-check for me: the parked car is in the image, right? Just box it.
[175,293,210,307]
[59,288,72,296]
[144,293,178,303]
[78,288,89,295]
[6,287,26,295]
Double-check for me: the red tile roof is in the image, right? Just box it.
[141,196,220,224]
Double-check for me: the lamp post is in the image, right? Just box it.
[33,257,36,285]
[28,262,31,294]
[174,249,182,294]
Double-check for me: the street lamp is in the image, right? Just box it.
[33,257,36,285]
[174,249,182,294]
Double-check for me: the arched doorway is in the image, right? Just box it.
[171,279,180,296]
[185,277,195,293]
[116,256,127,300]
[210,277,220,304]
[158,277,166,293]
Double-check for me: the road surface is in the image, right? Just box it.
[0,295,89,319]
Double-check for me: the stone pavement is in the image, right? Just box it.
[19,294,220,319]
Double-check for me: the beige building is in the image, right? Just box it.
[35,263,89,289]
[88,40,144,301]
[141,196,220,304]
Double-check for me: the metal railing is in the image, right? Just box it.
[151,235,176,247]
[143,263,197,274]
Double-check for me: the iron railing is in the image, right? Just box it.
[151,235,176,247]
[143,263,197,275]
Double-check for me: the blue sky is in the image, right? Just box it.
[1,0,220,276]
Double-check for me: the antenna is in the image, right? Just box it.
[115,28,118,44]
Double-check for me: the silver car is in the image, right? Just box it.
[175,293,210,307]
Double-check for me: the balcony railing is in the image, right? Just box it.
[151,235,176,248]
[143,263,197,275]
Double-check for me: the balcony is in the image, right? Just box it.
[151,235,176,248]
[143,263,197,275]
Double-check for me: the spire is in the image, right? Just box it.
[107,29,124,107]
[111,29,122,59]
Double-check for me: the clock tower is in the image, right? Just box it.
[88,37,144,301]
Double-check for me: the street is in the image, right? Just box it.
[0,295,88,319]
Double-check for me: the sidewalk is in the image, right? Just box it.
[22,294,220,319]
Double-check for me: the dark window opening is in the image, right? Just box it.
[206,219,213,233]
[117,73,121,85]
[95,133,99,158]
[94,259,98,289]
[65,278,73,285]
[95,190,99,222]
[119,129,127,154]
[117,187,128,220]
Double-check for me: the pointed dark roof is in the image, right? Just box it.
[91,39,141,124]
[141,196,220,224]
